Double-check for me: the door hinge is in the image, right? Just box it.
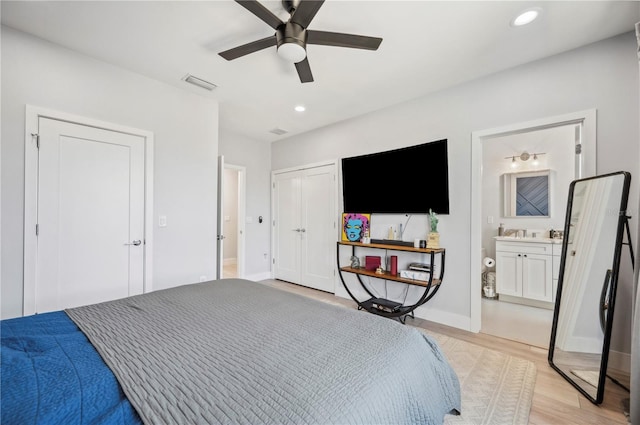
[272,258,275,264]
[575,143,582,155]
[31,133,40,149]
[35,224,39,236]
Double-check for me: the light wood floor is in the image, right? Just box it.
[223,263,237,278]
[259,278,631,425]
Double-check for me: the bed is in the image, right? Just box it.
[2,278,460,424]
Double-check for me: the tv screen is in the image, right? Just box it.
[341,139,450,214]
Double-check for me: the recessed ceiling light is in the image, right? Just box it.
[294,105,306,112]
[511,8,541,27]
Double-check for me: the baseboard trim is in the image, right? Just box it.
[608,349,630,374]
[412,305,473,331]
[334,283,473,331]
[243,272,272,282]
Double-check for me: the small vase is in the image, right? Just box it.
[426,232,440,249]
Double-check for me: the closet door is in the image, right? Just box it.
[300,166,336,292]
[273,171,302,284]
[273,164,336,292]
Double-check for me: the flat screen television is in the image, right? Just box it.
[341,139,450,214]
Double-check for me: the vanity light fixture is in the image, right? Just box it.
[294,105,306,112]
[505,151,546,166]
[532,153,541,166]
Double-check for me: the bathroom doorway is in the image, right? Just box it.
[470,110,596,347]
[222,164,246,279]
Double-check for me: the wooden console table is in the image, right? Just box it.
[336,241,446,323]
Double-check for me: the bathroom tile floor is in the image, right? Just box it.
[481,297,554,348]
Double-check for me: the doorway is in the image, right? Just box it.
[470,110,596,345]
[23,106,154,315]
[221,164,246,279]
[272,161,338,293]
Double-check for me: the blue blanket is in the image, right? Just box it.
[1,311,141,425]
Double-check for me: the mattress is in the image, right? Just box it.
[2,278,461,424]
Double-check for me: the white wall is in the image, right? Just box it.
[218,129,272,280]
[482,124,576,261]
[271,32,639,354]
[1,26,220,319]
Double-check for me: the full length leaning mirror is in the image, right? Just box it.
[548,171,631,404]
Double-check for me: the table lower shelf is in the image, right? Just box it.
[340,267,441,287]
[358,297,416,320]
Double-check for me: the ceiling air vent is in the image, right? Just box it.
[182,74,217,91]
[269,128,288,136]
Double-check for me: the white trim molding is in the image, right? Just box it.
[23,105,155,315]
[470,109,597,333]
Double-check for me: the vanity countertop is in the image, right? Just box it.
[494,236,563,244]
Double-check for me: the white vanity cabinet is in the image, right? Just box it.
[495,238,561,307]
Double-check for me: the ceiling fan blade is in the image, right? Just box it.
[295,58,314,83]
[290,0,325,29]
[307,30,382,50]
[219,36,277,61]
[235,0,284,30]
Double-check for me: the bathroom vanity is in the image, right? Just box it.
[494,236,562,309]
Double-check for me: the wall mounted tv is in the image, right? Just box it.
[341,139,450,214]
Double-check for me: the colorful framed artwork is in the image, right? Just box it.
[341,213,371,242]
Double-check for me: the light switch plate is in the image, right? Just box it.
[159,215,167,227]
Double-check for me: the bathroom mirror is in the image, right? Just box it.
[503,170,551,217]
[548,171,631,404]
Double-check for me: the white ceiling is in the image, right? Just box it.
[2,1,639,143]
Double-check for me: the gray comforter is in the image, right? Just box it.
[66,278,460,424]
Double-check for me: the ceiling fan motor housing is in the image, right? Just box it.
[276,22,307,50]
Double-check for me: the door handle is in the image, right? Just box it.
[300,228,306,233]
[125,240,142,246]
[293,228,301,232]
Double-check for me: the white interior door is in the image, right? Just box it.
[216,155,224,279]
[273,171,301,283]
[300,166,336,292]
[36,117,145,312]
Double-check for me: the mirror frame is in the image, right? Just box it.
[548,171,631,404]
[502,169,552,218]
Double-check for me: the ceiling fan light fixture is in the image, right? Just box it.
[277,42,307,63]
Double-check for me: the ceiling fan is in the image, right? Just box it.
[219,0,383,83]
